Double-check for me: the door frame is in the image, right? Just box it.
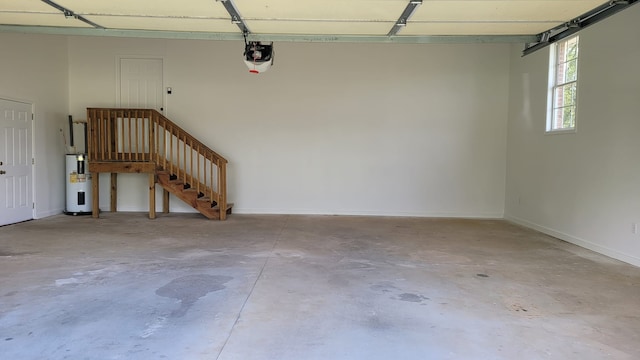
[0,96,35,223]
[115,56,166,114]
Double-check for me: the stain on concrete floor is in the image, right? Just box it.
[156,274,233,317]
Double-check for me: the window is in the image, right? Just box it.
[547,36,579,132]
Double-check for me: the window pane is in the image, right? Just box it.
[564,83,577,106]
[567,59,578,82]
[556,41,566,63]
[555,61,565,83]
[557,59,578,83]
[547,36,578,132]
[565,38,579,61]
[554,83,577,107]
[553,108,565,129]
[551,106,576,130]
[563,107,575,128]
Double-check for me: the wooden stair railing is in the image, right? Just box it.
[87,108,229,220]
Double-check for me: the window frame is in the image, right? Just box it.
[546,35,580,134]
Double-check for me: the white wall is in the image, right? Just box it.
[0,33,69,218]
[505,5,640,266]
[68,38,510,217]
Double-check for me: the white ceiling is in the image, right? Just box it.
[0,0,613,41]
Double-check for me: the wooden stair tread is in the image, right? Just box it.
[213,202,234,210]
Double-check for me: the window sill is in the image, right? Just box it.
[545,128,577,135]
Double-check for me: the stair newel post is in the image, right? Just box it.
[219,160,227,220]
[87,109,93,160]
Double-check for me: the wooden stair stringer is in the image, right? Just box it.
[156,171,232,220]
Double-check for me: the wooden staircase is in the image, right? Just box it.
[87,108,231,220]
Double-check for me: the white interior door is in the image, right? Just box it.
[119,58,164,111]
[0,99,33,226]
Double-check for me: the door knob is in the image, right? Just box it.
[0,170,5,175]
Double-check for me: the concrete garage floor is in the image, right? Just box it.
[1,214,639,359]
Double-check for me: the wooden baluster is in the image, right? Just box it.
[94,110,98,160]
[215,157,219,204]
[92,109,96,160]
[210,156,214,202]
[117,110,120,160]
[119,113,124,160]
[183,133,187,184]
[97,110,104,161]
[169,124,173,175]
[134,110,139,161]
[104,111,108,159]
[148,112,152,162]
[106,112,110,160]
[154,113,158,163]
[102,113,106,159]
[189,139,194,190]
[162,118,167,169]
[104,112,107,159]
[176,128,180,179]
[110,113,116,160]
[203,155,207,199]
[143,111,148,160]
[196,145,201,195]
[97,110,101,159]
[127,111,132,161]
[115,110,118,159]
[144,110,149,161]
[95,110,99,160]
[111,113,115,160]
[119,110,122,159]
[97,110,100,159]
[141,111,145,160]
[136,111,138,159]
[153,113,158,164]
[94,109,98,160]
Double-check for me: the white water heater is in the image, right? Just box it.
[65,153,92,215]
